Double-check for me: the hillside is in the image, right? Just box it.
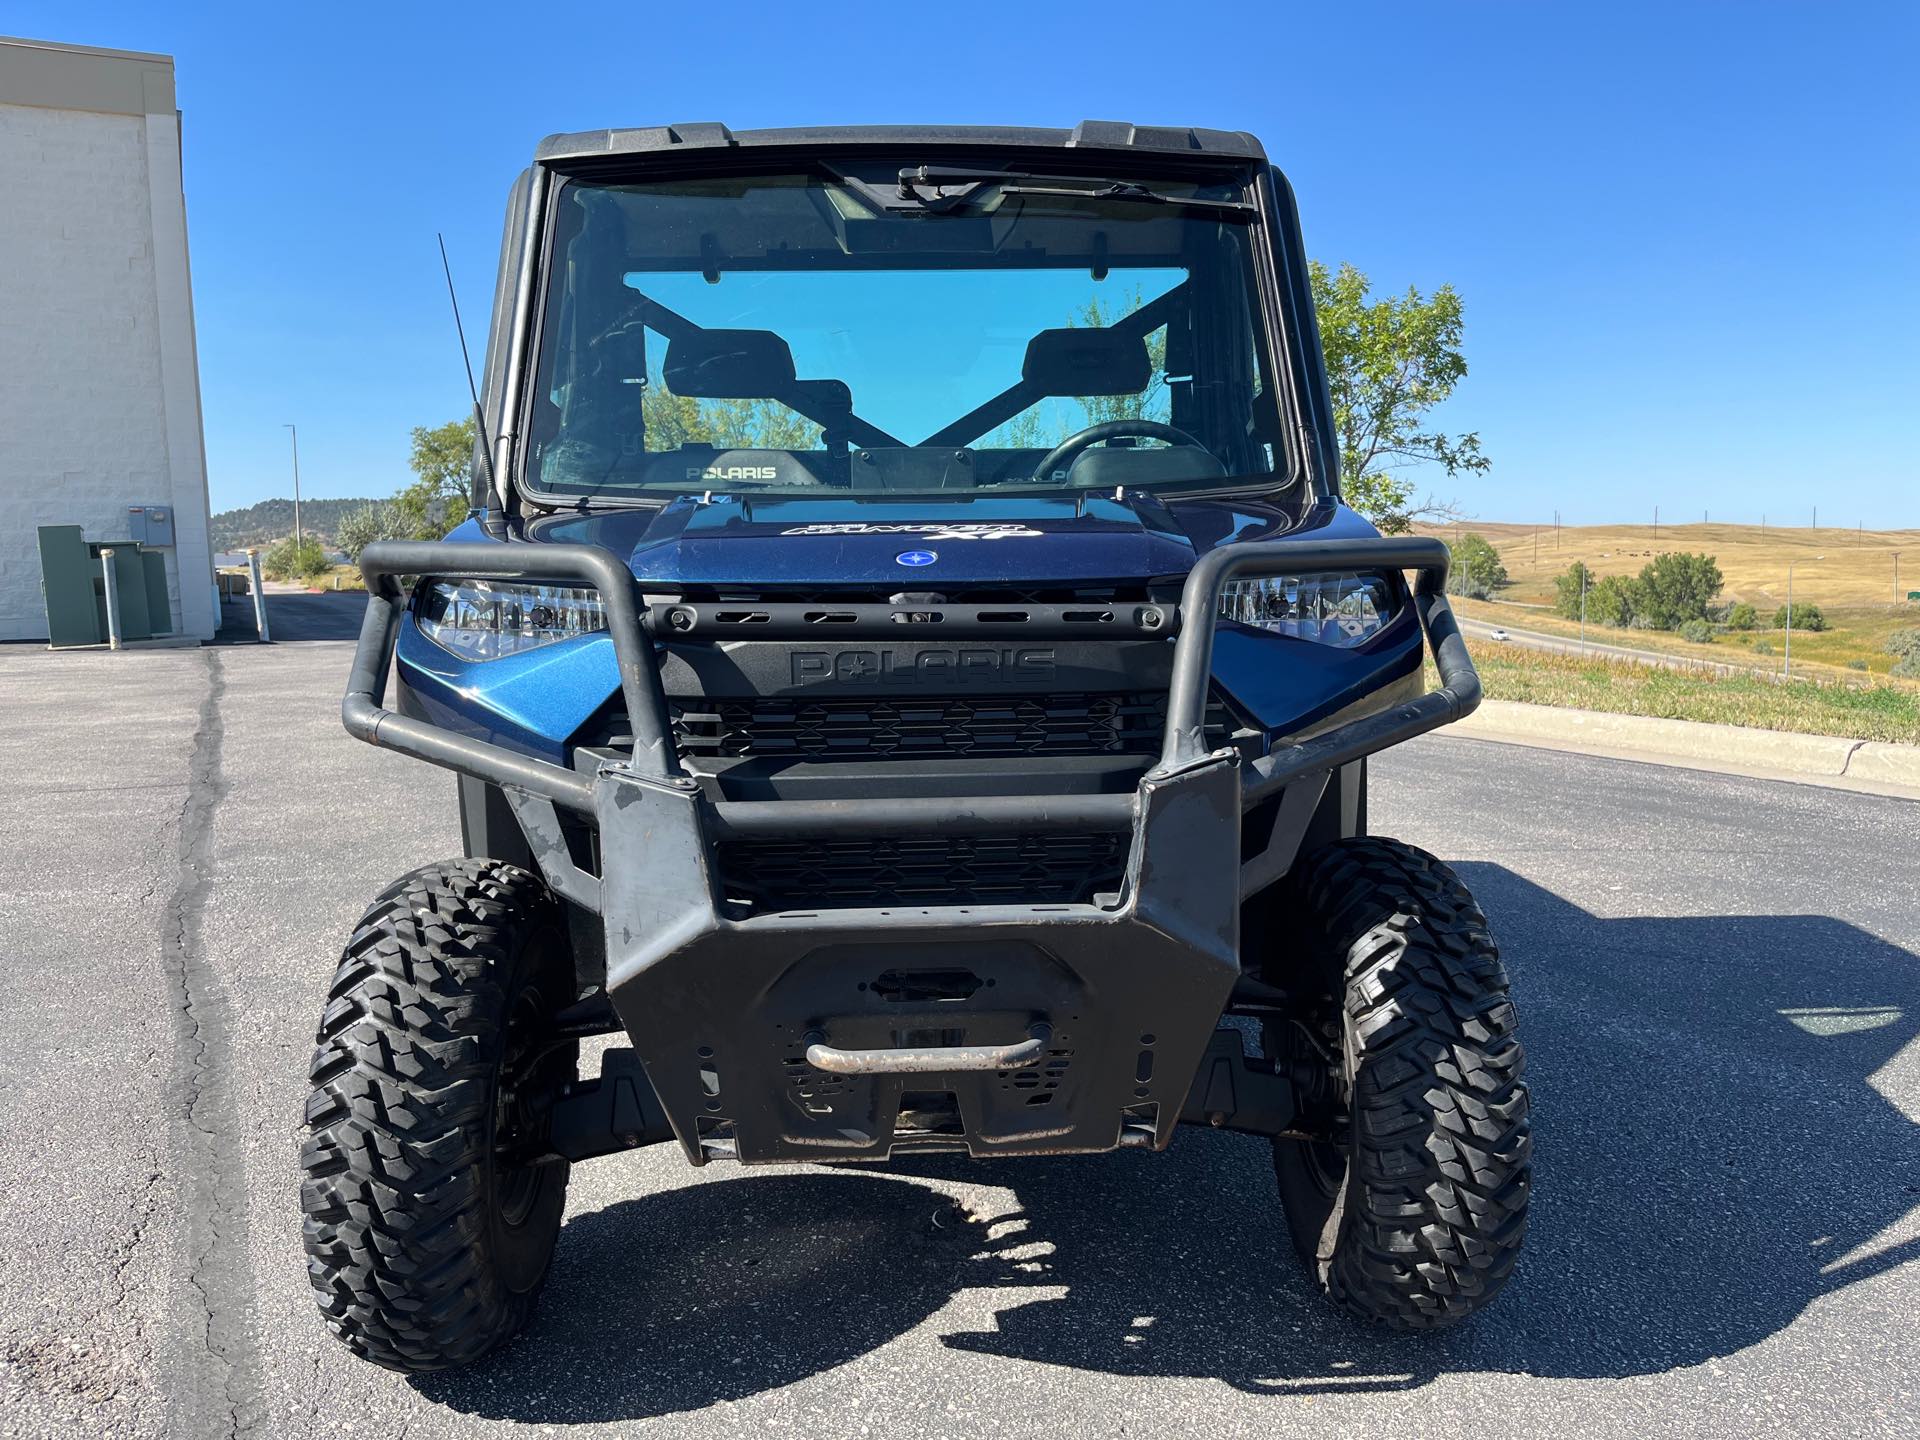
[210,497,380,550]
[1417,520,1920,609]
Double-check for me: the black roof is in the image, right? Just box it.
[535,121,1266,166]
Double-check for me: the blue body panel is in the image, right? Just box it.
[398,496,1419,755]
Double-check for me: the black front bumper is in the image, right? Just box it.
[344,535,1478,1164]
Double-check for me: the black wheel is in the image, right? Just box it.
[300,860,578,1372]
[1267,837,1530,1329]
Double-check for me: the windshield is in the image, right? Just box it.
[523,166,1288,501]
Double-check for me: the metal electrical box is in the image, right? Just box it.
[127,505,175,547]
[37,525,100,648]
[37,525,176,647]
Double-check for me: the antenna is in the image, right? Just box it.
[437,233,498,502]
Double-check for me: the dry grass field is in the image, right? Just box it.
[1426,647,1920,744]
[1418,519,1920,609]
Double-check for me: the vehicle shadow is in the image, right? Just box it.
[214,589,364,643]
[418,865,1919,1420]
[413,1170,981,1423]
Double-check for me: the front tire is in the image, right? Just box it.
[1268,837,1530,1329]
[300,860,577,1372]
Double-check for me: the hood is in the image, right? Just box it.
[520,490,1368,590]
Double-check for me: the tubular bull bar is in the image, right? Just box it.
[345,536,1478,1164]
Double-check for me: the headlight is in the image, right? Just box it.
[416,579,607,662]
[1217,572,1393,648]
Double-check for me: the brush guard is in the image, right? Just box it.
[345,535,1478,1164]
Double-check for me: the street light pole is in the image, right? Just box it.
[283,423,303,547]
[1579,567,1588,655]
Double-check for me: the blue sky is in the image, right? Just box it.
[13,1,1917,524]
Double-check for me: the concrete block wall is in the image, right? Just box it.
[0,43,216,641]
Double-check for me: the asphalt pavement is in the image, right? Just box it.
[2,600,1916,1439]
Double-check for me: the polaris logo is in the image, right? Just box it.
[790,647,1057,686]
[686,464,779,482]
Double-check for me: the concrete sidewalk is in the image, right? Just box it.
[1453,698,1920,799]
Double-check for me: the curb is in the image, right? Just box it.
[1448,700,1920,799]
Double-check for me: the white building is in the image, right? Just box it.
[0,36,216,641]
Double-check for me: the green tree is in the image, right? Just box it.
[638,385,821,452]
[1449,532,1508,599]
[1726,602,1759,631]
[1311,260,1488,532]
[705,397,821,451]
[1634,552,1723,629]
[1773,602,1827,632]
[394,417,477,540]
[1587,574,1641,628]
[1553,562,1596,619]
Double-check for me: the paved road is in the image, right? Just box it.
[1458,614,1759,677]
[2,611,1916,1439]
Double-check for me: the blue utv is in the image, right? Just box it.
[301,121,1531,1372]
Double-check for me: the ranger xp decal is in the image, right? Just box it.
[778,522,1045,540]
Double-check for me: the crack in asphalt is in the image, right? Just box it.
[160,650,265,1439]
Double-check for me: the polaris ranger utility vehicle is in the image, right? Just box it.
[303,121,1529,1372]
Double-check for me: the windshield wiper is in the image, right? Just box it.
[814,161,1253,218]
[896,165,1256,219]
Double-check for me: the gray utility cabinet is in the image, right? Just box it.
[37,525,174,647]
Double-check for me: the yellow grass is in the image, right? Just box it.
[1451,595,1920,686]
[1427,648,1920,745]
[1418,519,1920,609]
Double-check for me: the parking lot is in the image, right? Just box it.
[2,593,1916,1439]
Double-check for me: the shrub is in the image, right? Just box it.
[334,502,404,562]
[1895,652,1920,679]
[1678,620,1714,644]
[1847,660,1869,671]
[1753,641,1774,656]
[1886,627,1920,661]
[1773,602,1827,632]
[263,535,330,583]
[1726,602,1758,631]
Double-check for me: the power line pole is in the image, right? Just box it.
[283,423,303,547]
[1784,563,1793,678]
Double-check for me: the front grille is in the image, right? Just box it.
[718,832,1129,910]
[673,692,1167,760]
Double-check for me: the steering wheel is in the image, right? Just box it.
[1030,419,1210,484]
